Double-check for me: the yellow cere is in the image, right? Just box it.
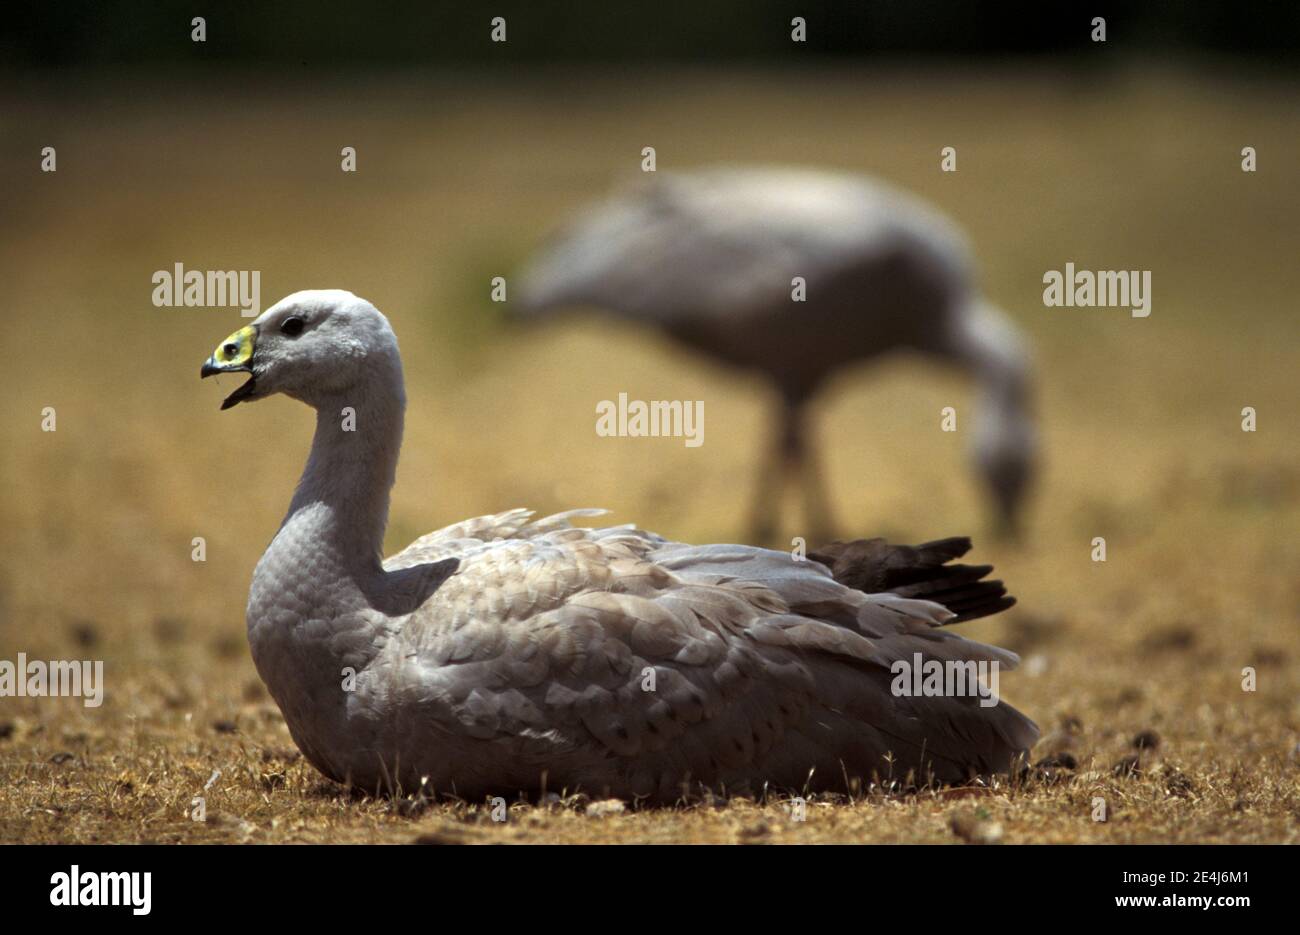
[212,325,255,367]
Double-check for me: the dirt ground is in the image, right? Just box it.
[1,64,1297,843]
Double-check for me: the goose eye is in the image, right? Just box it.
[280,316,305,337]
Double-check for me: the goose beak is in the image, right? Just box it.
[201,325,258,409]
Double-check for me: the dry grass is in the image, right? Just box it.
[1,64,1297,843]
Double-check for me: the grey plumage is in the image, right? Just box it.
[201,290,1038,804]
[518,166,1038,539]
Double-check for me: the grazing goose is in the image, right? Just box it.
[517,167,1037,541]
[200,289,1038,802]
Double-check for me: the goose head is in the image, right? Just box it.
[971,373,1037,540]
[200,289,401,409]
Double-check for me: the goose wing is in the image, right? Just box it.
[381,511,1036,799]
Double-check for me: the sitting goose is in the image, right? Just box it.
[201,290,1038,802]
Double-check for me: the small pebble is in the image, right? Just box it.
[585,799,626,818]
[950,810,1003,844]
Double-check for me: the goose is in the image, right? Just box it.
[200,289,1038,802]
[517,166,1037,542]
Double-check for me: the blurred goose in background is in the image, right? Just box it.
[199,290,1037,803]
[517,167,1037,542]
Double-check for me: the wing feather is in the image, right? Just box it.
[371,510,1035,798]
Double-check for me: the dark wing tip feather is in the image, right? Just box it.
[913,536,973,563]
[812,536,1016,625]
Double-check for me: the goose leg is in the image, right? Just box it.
[747,402,790,546]
[782,400,834,544]
[799,425,836,544]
